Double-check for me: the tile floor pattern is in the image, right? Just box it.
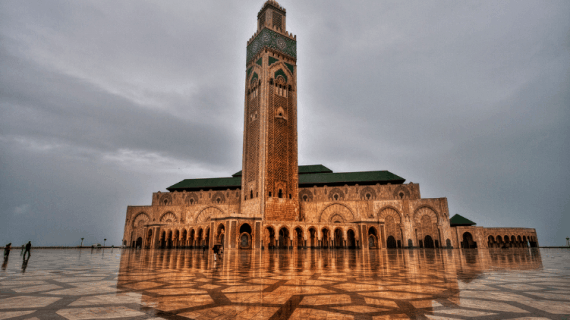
[0,248,569,319]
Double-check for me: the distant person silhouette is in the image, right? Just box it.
[202,244,206,254]
[23,241,31,260]
[3,243,11,259]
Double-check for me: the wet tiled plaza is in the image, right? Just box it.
[1,248,569,320]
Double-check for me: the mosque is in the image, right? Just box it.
[122,1,538,251]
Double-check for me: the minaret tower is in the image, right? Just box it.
[241,0,299,222]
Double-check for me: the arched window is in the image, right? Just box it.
[278,189,283,198]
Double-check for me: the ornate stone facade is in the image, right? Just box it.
[122,0,538,251]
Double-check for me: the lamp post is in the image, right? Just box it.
[104,239,107,247]
[566,237,569,247]
[80,238,84,247]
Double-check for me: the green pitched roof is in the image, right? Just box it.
[450,214,476,226]
[168,165,405,192]
[298,164,333,175]
[167,177,241,191]
[299,170,404,187]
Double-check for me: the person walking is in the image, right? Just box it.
[23,241,31,260]
[3,243,11,259]
[202,244,206,254]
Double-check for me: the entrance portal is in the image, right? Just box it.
[424,235,434,248]
[387,236,397,248]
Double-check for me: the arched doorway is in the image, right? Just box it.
[424,235,434,248]
[279,228,290,248]
[309,228,316,248]
[182,229,187,248]
[488,235,495,248]
[160,231,166,249]
[294,227,303,248]
[462,232,477,249]
[387,236,397,248]
[321,228,330,248]
[146,229,153,249]
[239,223,252,249]
[136,237,143,248]
[368,227,378,248]
[174,230,180,248]
[334,229,343,248]
[189,229,195,248]
[264,227,276,249]
[347,229,356,248]
[197,228,203,247]
[167,230,173,249]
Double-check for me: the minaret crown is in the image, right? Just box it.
[257,0,287,32]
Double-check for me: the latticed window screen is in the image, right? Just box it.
[245,96,260,184]
[274,95,288,182]
[273,12,282,29]
[259,12,266,29]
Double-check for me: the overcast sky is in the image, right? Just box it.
[1,0,568,247]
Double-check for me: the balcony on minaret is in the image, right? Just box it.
[257,0,287,32]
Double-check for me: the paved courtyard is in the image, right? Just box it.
[1,248,569,320]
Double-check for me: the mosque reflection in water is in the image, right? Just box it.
[116,248,554,319]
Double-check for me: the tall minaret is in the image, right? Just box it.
[241,0,299,222]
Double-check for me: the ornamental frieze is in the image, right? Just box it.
[247,28,296,63]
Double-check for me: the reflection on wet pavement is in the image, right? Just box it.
[1,248,569,319]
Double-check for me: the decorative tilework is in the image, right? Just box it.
[247,28,296,63]
[285,62,294,74]
[268,56,279,66]
[274,69,287,82]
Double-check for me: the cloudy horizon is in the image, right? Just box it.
[1,0,568,247]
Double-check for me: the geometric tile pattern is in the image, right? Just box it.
[0,248,569,319]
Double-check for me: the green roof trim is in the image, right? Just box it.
[251,72,258,82]
[268,56,279,66]
[167,177,241,191]
[256,57,263,66]
[247,67,252,77]
[299,170,405,187]
[450,214,476,226]
[285,62,294,74]
[169,165,405,191]
[275,69,287,82]
[298,164,332,174]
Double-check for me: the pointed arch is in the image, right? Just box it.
[132,212,150,228]
[318,203,355,223]
[195,206,224,223]
[413,206,439,224]
[159,193,173,206]
[159,212,177,223]
[393,185,411,199]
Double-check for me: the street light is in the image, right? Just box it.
[80,238,84,247]
[104,239,107,247]
[566,237,569,247]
